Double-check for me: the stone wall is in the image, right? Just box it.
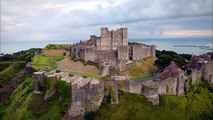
[116,59,135,71]
[33,71,45,94]
[32,69,190,119]
[131,45,153,60]
[87,82,104,112]
[68,84,88,117]
[132,45,144,60]
[150,45,156,58]
[176,72,185,96]
[117,46,129,60]
[202,61,213,84]
[84,48,96,62]
[142,81,159,105]
[129,81,143,94]
[156,77,177,95]
[104,81,119,104]
[26,63,34,76]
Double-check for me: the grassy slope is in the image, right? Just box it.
[0,62,26,87]
[92,87,213,120]
[43,44,71,50]
[69,71,103,79]
[0,77,71,120]
[32,55,64,70]
[57,55,100,75]
[120,57,157,79]
[42,49,65,56]
[0,62,12,72]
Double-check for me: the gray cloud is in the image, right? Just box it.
[1,0,212,41]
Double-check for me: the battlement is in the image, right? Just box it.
[99,27,128,50]
[71,27,156,72]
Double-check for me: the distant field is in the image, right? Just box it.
[120,57,157,79]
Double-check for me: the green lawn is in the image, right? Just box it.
[32,55,64,70]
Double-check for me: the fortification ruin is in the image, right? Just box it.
[29,27,213,119]
[71,27,156,73]
[32,61,189,118]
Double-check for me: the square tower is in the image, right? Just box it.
[100,28,111,50]
[121,28,128,46]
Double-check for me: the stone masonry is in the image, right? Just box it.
[71,27,156,73]
[32,61,189,119]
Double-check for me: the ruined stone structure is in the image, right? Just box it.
[202,61,213,86]
[71,27,156,73]
[187,52,213,87]
[33,71,45,94]
[32,61,188,118]
[154,62,185,96]
[26,63,34,76]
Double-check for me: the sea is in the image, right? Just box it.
[0,37,212,55]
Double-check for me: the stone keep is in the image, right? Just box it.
[99,28,128,50]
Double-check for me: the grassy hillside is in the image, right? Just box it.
[32,55,64,70]
[0,62,12,72]
[57,53,100,75]
[0,62,26,87]
[120,57,157,79]
[90,86,213,120]
[0,48,42,62]
[0,77,71,120]
[42,49,66,56]
[43,44,71,50]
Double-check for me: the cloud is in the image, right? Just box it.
[163,30,213,36]
[1,0,212,42]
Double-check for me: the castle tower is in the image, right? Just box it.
[100,28,111,50]
[99,27,128,50]
[121,28,128,46]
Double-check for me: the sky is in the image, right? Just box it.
[1,0,213,42]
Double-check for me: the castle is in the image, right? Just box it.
[29,27,213,119]
[71,27,156,73]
